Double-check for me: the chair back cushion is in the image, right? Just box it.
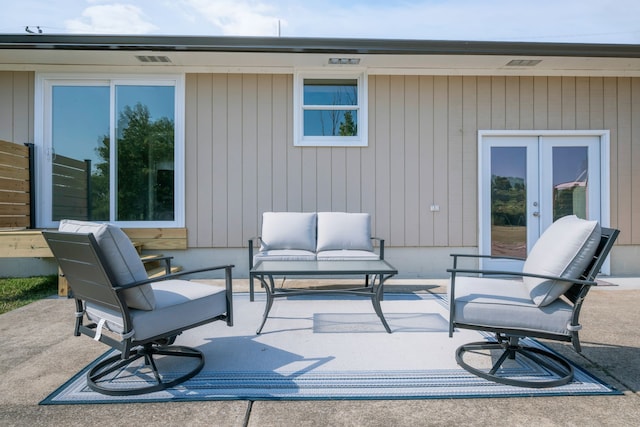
[58,219,155,310]
[523,215,601,307]
[260,212,317,252]
[316,212,374,252]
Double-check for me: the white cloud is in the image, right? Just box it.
[65,3,158,34]
[277,0,640,43]
[183,0,283,36]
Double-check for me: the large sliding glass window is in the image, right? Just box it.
[39,75,184,227]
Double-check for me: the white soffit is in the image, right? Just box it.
[2,48,640,77]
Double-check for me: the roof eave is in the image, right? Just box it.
[1,34,639,59]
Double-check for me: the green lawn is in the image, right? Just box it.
[0,275,58,315]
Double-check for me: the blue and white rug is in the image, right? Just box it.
[41,293,620,404]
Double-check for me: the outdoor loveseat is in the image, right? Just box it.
[248,212,384,298]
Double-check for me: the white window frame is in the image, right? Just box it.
[35,73,185,228]
[294,70,368,147]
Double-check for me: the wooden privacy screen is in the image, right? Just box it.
[0,140,33,229]
[52,155,90,221]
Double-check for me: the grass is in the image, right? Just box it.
[0,275,58,315]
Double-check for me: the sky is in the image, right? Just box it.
[1,0,639,44]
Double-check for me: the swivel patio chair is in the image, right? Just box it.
[43,220,234,396]
[447,215,619,388]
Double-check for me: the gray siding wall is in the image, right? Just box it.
[0,71,34,144]
[185,74,640,248]
[0,72,638,249]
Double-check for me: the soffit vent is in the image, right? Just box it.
[506,59,542,67]
[135,55,171,63]
[328,57,361,65]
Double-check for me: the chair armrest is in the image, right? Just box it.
[449,253,525,270]
[446,267,597,287]
[449,253,526,261]
[116,264,236,290]
[371,237,385,259]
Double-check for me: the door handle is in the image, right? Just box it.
[532,212,540,217]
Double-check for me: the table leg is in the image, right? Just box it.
[256,275,275,334]
[371,273,392,333]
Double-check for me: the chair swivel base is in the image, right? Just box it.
[87,344,205,396]
[455,340,574,388]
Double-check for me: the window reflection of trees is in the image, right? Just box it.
[307,81,358,136]
[91,103,174,221]
[491,175,526,227]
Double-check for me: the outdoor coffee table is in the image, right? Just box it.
[250,259,398,334]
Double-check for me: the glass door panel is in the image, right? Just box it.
[552,146,589,221]
[114,85,175,221]
[539,136,601,232]
[490,147,527,258]
[480,136,538,271]
[51,85,110,221]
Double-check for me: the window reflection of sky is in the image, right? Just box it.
[52,86,109,166]
[116,85,174,123]
[303,82,357,106]
[552,147,587,186]
[492,147,526,180]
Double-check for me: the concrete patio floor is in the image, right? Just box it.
[0,278,638,427]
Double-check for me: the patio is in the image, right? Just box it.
[0,278,638,426]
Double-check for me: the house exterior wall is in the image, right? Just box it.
[184,73,640,255]
[1,71,639,276]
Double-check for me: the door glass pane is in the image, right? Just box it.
[51,85,110,221]
[552,146,588,221]
[115,85,175,221]
[491,147,527,258]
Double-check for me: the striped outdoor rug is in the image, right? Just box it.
[41,292,619,404]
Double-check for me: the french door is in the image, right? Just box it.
[479,132,609,272]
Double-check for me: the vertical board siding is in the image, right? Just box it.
[184,74,640,248]
[403,76,420,247]
[0,72,33,145]
[418,76,434,246]
[462,77,478,246]
[389,76,405,246]
[617,78,633,245]
[632,78,640,243]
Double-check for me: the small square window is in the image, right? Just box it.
[294,72,367,147]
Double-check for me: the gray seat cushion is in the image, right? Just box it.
[451,277,574,337]
[253,249,317,265]
[86,280,228,342]
[59,219,155,311]
[523,215,601,307]
[316,212,374,252]
[316,249,379,260]
[260,212,317,252]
